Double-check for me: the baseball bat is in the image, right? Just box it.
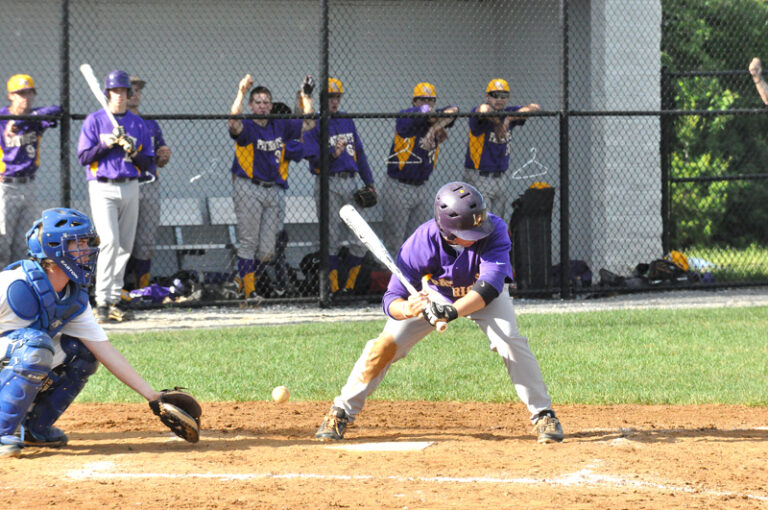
[78,63,119,129]
[339,204,447,332]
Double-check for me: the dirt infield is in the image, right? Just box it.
[3,401,768,509]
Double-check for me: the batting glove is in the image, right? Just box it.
[302,75,315,96]
[422,301,459,327]
[113,125,126,138]
[117,136,136,155]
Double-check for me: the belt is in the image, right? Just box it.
[97,176,137,183]
[0,175,34,184]
[478,171,502,178]
[394,178,425,186]
[251,177,276,188]
[330,171,356,178]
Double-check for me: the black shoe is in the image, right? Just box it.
[315,406,350,441]
[532,410,564,444]
[94,306,109,323]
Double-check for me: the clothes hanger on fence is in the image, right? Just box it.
[511,147,549,180]
[386,137,423,165]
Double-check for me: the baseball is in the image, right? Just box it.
[271,385,290,403]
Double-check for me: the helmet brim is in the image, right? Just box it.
[451,220,494,241]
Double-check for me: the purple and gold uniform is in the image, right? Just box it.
[129,116,168,289]
[304,108,374,294]
[231,118,303,189]
[0,103,61,267]
[382,215,512,314]
[464,104,525,173]
[230,117,303,297]
[316,182,563,444]
[77,71,154,313]
[77,109,153,180]
[382,91,458,253]
[0,104,60,178]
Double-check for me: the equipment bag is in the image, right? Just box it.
[508,185,555,291]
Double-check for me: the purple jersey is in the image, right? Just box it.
[229,118,303,189]
[77,109,154,180]
[464,105,526,173]
[304,115,374,185]
[0,105,61,177]
[141,117,167,180]
[387,105,457,182]
[382,214,513,317]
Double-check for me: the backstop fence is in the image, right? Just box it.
[1,0,768,306]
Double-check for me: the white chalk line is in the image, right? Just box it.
[67,461,768,502]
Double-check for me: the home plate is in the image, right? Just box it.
[326,441,434,452]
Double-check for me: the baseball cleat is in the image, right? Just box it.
[533,414,564,444]
[0,444,21,459]
[94,305,109,323]
[315,406,349,441]
[23,426,68,447]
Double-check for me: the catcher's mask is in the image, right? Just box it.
[26,208,100,286]
[433,181,493,242]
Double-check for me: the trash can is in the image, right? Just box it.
[508,183,555,292]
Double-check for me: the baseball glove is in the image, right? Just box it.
[149,387,202,443]
[353,186,378,208]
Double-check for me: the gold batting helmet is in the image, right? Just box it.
[413,82,437,99]
[130,76,146,90]
[7,74,35,94]
[328,78,344,94]
[486,78,510,93]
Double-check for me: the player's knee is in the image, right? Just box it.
[359,333,397,383]
[5,329,55,381]
[60,335,99,377]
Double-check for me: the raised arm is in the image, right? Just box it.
[750,58,768,106]
[229,74,254,136]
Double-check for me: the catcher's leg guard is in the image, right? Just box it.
[0,329,55,447]
[23,335,99,446]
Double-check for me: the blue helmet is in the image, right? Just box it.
[434,181,494,241]
[26,208,100,286]
[103,69,132,97]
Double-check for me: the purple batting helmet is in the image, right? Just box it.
[104,69,132,97]
[433,181,494,241]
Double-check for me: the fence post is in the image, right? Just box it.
[660,65,672,254]
[59,0,70,206]
[319,0,330,306]
[558,0,571,299]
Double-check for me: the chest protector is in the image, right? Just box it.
[5,260,89,336]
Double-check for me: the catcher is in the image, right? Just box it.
[0,208,201,459]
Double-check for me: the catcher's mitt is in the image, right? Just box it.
[149,387,202,443]
[353,186,378,208]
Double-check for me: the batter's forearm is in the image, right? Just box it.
[452,291,487,317]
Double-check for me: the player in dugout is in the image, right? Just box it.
[315,181,564,444]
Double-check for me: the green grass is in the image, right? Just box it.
[686,244,768,281]
[79,306,768,406]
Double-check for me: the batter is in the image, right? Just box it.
[315,181,564,444]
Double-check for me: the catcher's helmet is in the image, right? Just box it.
[433,181,493,242]
[7,74,35,94]
[486,78,510,93]
[26,208,100,286]
[413,82,437,99]
[104,69,132,97]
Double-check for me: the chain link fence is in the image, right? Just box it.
[1,0,767,307]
